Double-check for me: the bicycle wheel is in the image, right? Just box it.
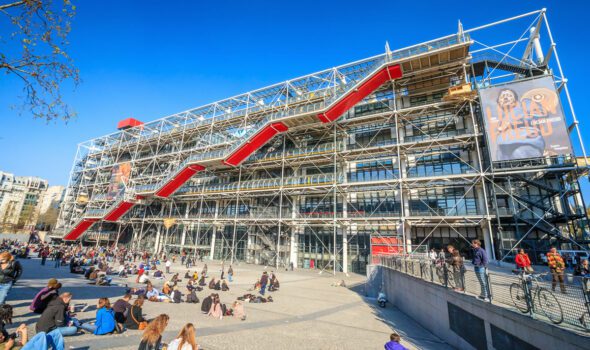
[537,288,563,324]
[510,283,529,313]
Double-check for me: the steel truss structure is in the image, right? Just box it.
[55,9,589,273]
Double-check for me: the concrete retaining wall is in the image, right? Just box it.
[368,265,590,350]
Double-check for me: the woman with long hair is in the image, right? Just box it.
[207,295,223,319]
[138,314,169,350]
[125,296,147,330]
[167,323,198,350]
[80,297,116,335]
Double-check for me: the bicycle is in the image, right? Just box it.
[509,271,563,324]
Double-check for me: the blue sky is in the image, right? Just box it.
[1,0,590,189]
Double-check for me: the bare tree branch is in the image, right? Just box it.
[0,0,79,122]
[0,1,25,11]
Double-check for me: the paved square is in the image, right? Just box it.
[9,258,451,349]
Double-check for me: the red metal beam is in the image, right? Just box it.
[317,64,402,123]
[155,164,205,198]
[63,218,99,241]
[224,122,288,167]
[104,201,136,222]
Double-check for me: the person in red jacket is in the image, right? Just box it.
[515,249,533,273]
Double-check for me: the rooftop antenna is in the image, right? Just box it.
[385,40,392,61]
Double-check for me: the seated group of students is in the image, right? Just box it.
[200,293,246,321]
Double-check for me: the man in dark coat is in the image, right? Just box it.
[36,292,77,336]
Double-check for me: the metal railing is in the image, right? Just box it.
[374,255,590,332]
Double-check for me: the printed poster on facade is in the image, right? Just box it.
[479,76,572,162]
[107,162,131,200]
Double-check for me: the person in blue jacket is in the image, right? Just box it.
[80,298,116,335]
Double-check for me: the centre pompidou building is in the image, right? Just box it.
[55,9,589,273]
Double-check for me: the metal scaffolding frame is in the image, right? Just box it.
[54,8,589,273]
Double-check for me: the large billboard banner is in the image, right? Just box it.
[107,162,131,200]
[480,76,572,162]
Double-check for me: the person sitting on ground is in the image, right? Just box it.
[113,294,132,332]
[153,269,164,279]
[184,270,191,279]
[0,323,27,350]
[200,294,213,314]
[162,282,172,296]
[248,280,261,292]
[221,279,229,292]
[125,297,147,331]
[231,301,246,321]
[192,271,199,281]
[331,280,346,287]
[136,266,145,283]
[84,266,95,279]
[167,322,198,350]
[208,277,216,290]
[118,264,128,278]
[207,295,223,320]
[95,271,112,286]
[139,314,169,350]
[186,279,196,292]
[198,274,206,286]
[214,279,221,291]
[269,276,280,292]
[88,268,99,281]
[186,286,199,304]
[171,286,183,304]
[146,283,170,302]
[384,332,408,350]
[139,270,150,284]
[30,278,61,314]
[36,292,79,337]
[0,304,19,345]
[79,297,116,335]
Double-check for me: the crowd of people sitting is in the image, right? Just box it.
[0,238,289,350]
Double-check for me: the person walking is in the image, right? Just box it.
[41,247,49,266]
[54,249,63,268]
[471,240,490,301]
[547,247,566,294]
[260,271,269,296]
[165,259,172,274]
[228,265,234,282]
[515,249,533,273]
[0,252,22,304]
